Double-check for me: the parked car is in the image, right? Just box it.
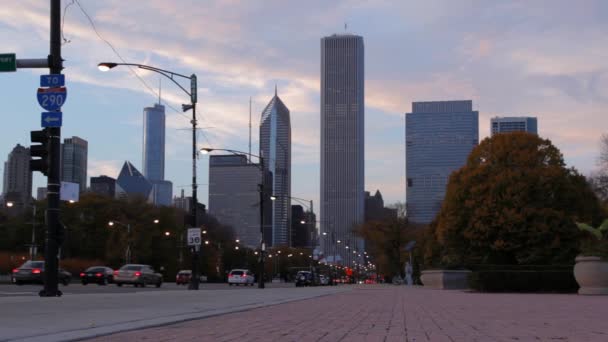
[228,269,255,286]
[11,260,71,286]
[113,264,162,288]
[295,271,319,287]
[80,266,114,285]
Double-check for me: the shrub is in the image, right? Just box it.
[0,252,31,274]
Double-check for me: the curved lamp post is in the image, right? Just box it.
[108,219,159,264]
[98,61,200,290]
[201,147,268,289]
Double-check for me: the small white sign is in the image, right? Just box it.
[187,228,201,246]
[60,181,79,202]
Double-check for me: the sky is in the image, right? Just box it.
[1,0,607,209]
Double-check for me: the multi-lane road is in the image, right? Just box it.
[0,281,295,297]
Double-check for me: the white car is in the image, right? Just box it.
[228,269,255,286]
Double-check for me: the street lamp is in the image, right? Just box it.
[201,147,268,289]
[6,201,38,260]
[99,61,200,289]
[108,220,132,264]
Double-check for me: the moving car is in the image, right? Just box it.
[113,264,162,288]
[176,270,208,285]
[228,269,255,286]
[11,260,72,286]
[80,266,114,285]
[176,270,192,285]
[295,271,319,287]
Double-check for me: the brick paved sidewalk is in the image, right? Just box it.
[91,286,608,342]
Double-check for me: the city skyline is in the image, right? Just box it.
[1,1,606,210]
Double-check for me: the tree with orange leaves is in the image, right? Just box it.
[426,132,604,267]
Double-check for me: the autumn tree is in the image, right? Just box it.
[356,217,423,278]
[427,132,604,267]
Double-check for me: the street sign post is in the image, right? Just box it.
[0,53,16,72]
[37,87,67,111]
[41,111,62,127]
[187,228,201,246]
[40,74,65,87]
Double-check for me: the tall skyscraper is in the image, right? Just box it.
[61,136,88,193]
[491,116,538,135]
[2,144,32,205]
[406,100,479,224]
[143,103,165,181]
[208,155,272,249]
[142,103,172,206]
[320,34,365,266]
[259,89,291,247]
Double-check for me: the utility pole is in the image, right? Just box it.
[1,0,64,296]
[40,0,63,297]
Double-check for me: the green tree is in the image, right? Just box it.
[427,132,604,267]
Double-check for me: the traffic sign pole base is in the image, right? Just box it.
[39,289,62,297]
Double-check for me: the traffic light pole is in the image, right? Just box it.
[40,0,63,297]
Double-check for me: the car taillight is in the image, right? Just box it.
[80,272,85,277]
[12,268,18,273]
[228,274,233,278]
[95,273,103,277]
[114,270,119,276]
[135,271,141,277]
[32,269,41,274]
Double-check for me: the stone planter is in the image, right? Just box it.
[421,269,471,290]
[574,256,608,295]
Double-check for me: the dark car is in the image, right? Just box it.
[80,266,114,285]
[113,264,162,287]
[295,271,319,287]
[12,260,72,286]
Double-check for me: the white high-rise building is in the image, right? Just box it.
[208,155,271,249]
[320,33,365,267]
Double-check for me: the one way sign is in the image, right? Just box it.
[41,111,62,127]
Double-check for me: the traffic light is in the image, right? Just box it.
[30,128,50,175]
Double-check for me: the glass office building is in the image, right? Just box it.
[259,90,291,247]
[406,100,479,224]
